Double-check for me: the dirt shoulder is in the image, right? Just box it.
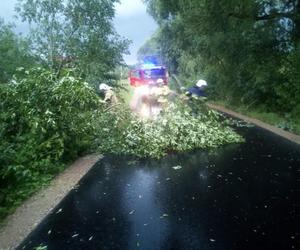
[0,154,102,250]
[208,103,300,145]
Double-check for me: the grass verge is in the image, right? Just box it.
[211,101,300,135]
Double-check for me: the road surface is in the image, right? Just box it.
[18,121,300,250]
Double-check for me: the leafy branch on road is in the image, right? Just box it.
[96,95,243,159]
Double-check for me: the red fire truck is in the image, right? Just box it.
[129,65,168,87]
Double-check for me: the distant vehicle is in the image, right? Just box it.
[129,65,168,87]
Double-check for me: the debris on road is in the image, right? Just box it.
[172,165,182,170]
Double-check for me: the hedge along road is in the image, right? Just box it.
[17,119,300,250]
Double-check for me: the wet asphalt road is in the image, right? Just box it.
[18,123,300,250]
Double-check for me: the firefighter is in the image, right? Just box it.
[187,79,208,97]
[130,79,170,118]
[99,83,118,104]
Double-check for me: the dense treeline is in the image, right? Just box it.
[142,0,300,119]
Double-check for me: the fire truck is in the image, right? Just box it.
[129,64,168,87]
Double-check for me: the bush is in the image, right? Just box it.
[0,68,101,220]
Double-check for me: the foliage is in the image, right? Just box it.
[0,68,101,220]
[0,0,128,222]
[96,97,243,159]
[143,0,300,117]
[0,19,35,83]
[16,0,130,85]
[1,0,129,222]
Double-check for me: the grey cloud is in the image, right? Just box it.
[0,0,157,64]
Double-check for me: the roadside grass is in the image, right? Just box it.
[211,100,300,135]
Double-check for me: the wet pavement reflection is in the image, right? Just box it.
[18,124,300,250]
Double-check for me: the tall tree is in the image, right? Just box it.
[143,0,300,114]
[16,0,130,84]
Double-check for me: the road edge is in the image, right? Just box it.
[208,103,300,145]
[0,154,102,250]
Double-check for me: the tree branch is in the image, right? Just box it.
[228,12,296,21]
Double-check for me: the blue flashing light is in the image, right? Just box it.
[141,63,156,69]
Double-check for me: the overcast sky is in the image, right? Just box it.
[0,0,157,65]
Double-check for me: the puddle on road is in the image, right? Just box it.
[18,125,300,250]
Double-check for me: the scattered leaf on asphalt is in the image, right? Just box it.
[128,160,138,166]
[55,208,63,214]
[173,165,182,170]
[34,246,48,250]
[160,213,169,218]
